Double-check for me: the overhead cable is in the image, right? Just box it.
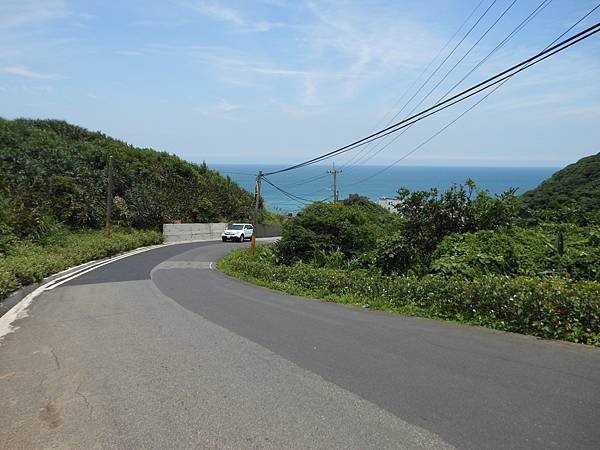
[262,22,600,176]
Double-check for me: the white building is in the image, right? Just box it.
[377,196,401,213]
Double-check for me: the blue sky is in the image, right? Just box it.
[1,0,599,167]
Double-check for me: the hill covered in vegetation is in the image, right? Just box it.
[522,152,600,211]
[0,118,258,304]
[0,118,255,243]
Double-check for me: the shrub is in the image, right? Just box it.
[373,232,428,275]
[374,181,520,274]
[431,225,600,281]
[219,246,600,346]
[275,201,390,264]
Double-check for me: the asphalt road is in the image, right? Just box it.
[1,241,599,449]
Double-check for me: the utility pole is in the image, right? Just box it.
[250,170,262,256]
[104,155,114,238]
[327,162,341,202]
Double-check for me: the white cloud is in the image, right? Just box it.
[0,0,68,29]
[194,99,241,117]
[215,99,240,113]
[191,1,244,25]
[188,1,284,33]
[553,105,600,118]
[245,20,286,32]
[304,1,441,74]
[251,67,313,78]
[2,65,62,80]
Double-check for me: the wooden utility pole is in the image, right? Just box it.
[250,170,262,256]
[104,156,113,238]
[327,163,341,202]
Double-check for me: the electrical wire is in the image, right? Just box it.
[278,172,330,190]
[277,0,517,191]
[347,0,520,168]
[346,3,600,186]
[261,176,313,205]
[348,0,552,169]
[262,21,600,176]
[340,0,489,169]
[439,0,554,101]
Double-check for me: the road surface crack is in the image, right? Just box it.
[75,381,94,418]
[50,347,61,370]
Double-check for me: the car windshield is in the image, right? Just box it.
[227,224,244,230]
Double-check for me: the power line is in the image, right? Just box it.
[348,0,552,169]
[262,21,600,176]
[279,171,329,190]
[279,0,518,191]
[261,176,313,205]
[439,0,553,102]
[340,0,489,169]
[346,4,600,186]
[348,0,521,169]
[274,0,536,185]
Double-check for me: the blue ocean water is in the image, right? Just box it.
[212,164,557,213]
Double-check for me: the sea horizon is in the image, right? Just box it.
[210,163,559,213]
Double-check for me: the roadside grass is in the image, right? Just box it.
[218,245,600,346]
[0,227,162,307]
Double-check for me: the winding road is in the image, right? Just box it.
[1,241,598,449]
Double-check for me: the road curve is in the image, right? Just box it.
[0,241,598,449]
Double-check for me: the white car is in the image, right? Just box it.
[221,223,254,242]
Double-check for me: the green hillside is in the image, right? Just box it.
[0,118,255,241]
[522,153,600,211]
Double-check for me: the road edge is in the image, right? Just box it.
[0,239,216,344]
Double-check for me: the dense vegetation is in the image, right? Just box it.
[0,117,256,303]
[522,152,600,211]
[220,176,600,346]
[0,118,255,248]
[220,247,599,345]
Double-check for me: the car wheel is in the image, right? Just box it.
[239,234,244,242]
[222,237,226,242]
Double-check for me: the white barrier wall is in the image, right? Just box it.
[162,223,228,243]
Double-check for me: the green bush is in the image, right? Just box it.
[373,181,520,274]
[431,225,600,280]
[274,200,391,264]
[0,227,162,302]
[373,232,428,275]
[219,246,600,346]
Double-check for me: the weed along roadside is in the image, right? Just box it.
[0,228,163,314]
[217,179,600,347]
[218,245,600,346]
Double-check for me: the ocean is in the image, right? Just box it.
[211,164,557,213]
